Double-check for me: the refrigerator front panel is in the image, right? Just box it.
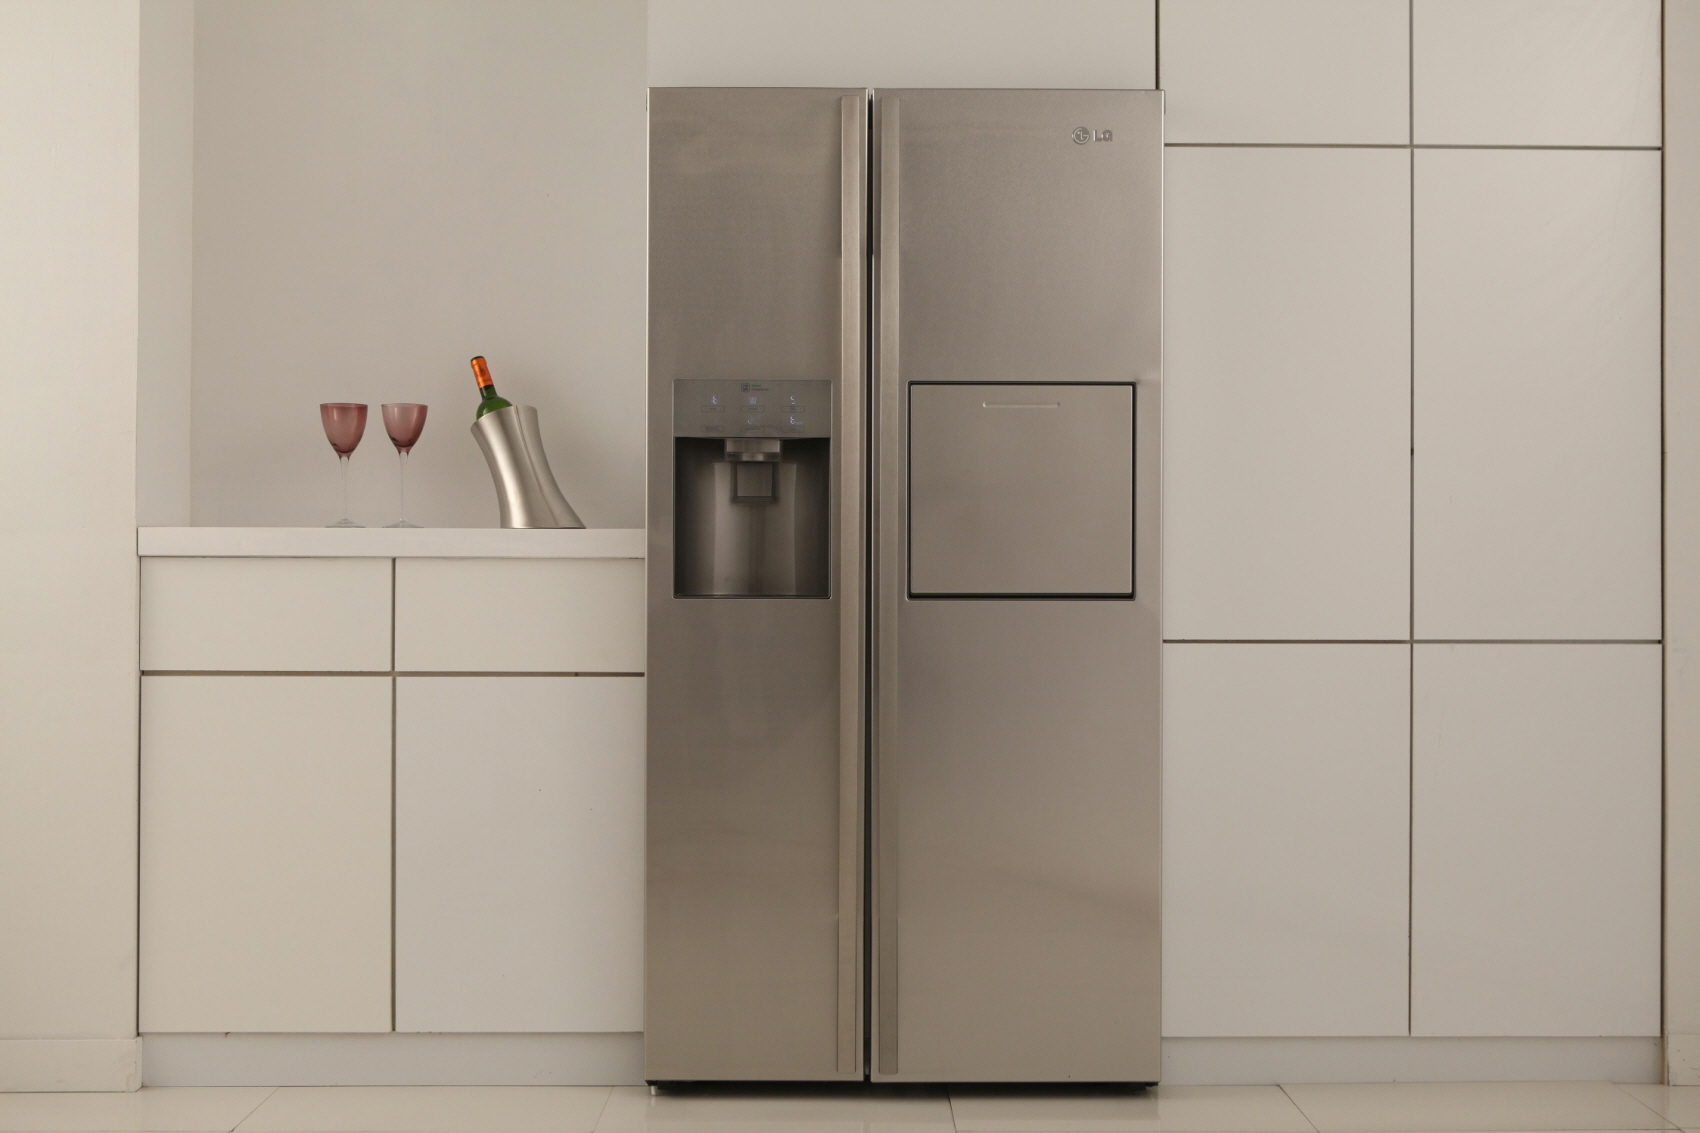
[908,383,1135,597]
[872,89,1163,1082]
[646,88,866,1081]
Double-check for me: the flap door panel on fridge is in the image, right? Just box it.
[908,382,1134,597]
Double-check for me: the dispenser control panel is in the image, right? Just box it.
[673,379,833,438]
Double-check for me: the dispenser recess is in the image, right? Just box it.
[673,379,832,597]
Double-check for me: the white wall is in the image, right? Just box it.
[0,0,142,1091]
[188,0,647,529]
[1666,0,1700,1088]
[137,0,193,527]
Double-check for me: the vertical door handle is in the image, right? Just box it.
[835,91,867,1077]
[873,95,901,1076]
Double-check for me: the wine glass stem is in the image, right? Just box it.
[397,450,408,525]
[340,453,351,523]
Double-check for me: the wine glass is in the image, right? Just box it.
[319,402,368,528]
[381,403,428,528]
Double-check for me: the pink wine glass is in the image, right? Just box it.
[320,402,368,528]
[381,403,428,528]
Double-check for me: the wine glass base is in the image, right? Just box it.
[327,518,363,528]
[385,520,422,529]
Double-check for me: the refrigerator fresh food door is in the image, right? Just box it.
[872,89,1163,1083]
[646,87,867,1081]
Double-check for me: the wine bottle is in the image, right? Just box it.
[470,356,514,420]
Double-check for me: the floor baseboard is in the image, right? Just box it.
[1161,1036,1664,1085]
[0,1039,142,1092]
[140,1033,642,1087]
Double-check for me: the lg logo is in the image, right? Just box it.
[1072,126,1113,144]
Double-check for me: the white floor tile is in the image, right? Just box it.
[1618,1085,1700,1127]
[1282,1080,1674,1131]
[948,1084,1313,1131]
[0,1087,276,1132]
[234,1085,611,1132]
[594,1086,953,1132]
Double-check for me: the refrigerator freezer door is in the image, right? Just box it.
[872,89,1163,1083]
[646,87,866,1081]
[908,383,1134,597]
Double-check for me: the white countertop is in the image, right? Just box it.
[138,527,646,559]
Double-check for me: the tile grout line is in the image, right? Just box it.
[228,1084,280,1132]
[1610,1078,1684,1127]
[1279,1082,1324,1133]
[587,1083,616,1132]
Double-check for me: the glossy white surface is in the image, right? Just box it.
[138,526,646,558]
[1618,1084,1700,1127]
[1161,0,1408,144]
[141,557,391,672]
[948,1084,1312,1131]
[1165,148,1410,641]
[235,1086,611,1132]
[1413,149,1661,640]
[139,676,392,1033]
[0,1086,273,1132]
[1413,0,1662,146]
[1282,1080,1674,1131]
[395,558,645,672]
[1411,645,1662,1037]
[395,677,645,1033]
[648,0,1154,88]
[1164,645,1409,1037]
[1,1082,1686,1132]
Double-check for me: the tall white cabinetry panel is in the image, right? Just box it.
[1166,148,1410,641]
[1164,644,1410,1037]
[395,558,644,673]
[396,676,645,1032]
[1413,0,1661,147]
[141,557,391,671]
[1160,0,1409,144]
[1413,150,1661,641]
[1411,645,1661,1036]
[140,675,392,1032]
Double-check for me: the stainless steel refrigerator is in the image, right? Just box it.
[646,87,1162,1084]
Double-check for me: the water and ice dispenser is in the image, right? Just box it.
[672,379,831,597]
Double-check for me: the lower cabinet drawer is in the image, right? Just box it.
[394,675,645,1032]
[394,558,644,673]
[140,675,392,1033]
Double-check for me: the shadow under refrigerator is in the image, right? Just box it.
[646,87,1163,1084]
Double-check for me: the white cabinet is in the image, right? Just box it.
[1411,644,1661,1036]
[1413,150,1661,641]
[141,557,391,671]
[1413,0,1661,146]
[395,558,644,673]
[1165,147,1411,641]
[395,676,645,1033]
[1163,644,1411,1037]
[1160,0,1409,144]
[139,675,392,1032]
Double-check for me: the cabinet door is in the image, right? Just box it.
[1164,644,1410,1036]
[1165,147,1410,640]
[140,675,392,1032]
[395,676,645,1032]
[1412,644,1661,1036]
[1413,149,1660,639]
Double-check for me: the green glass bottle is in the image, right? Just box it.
[470,355,514,419]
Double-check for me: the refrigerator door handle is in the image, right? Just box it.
[873,94,901,1076]
[835,91,868,1077]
